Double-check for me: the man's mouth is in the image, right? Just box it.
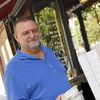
[29,36,39,42]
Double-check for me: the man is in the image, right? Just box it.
[4,17,71,100]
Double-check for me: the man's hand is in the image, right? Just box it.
[56,94,62,100]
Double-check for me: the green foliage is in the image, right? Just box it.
[35,5,60,51]
[82,2,100,45]
[36,7,55,38]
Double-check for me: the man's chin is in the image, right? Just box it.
[28,43,40,50]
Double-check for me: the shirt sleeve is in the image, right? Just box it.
[4,70,29,100]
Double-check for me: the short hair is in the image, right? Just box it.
[14,16,35,33]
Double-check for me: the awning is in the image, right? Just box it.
[0,0,17,20]
[0,0,98,21]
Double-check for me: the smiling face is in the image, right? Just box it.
[14,20,40,51]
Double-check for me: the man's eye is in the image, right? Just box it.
[31,29,39,33]
[31,30,34,33]
[22,31,29,35]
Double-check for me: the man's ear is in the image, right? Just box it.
[13,33,19,42]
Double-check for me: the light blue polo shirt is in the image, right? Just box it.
[4,45,71,100]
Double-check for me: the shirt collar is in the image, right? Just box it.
[16,45,47,60]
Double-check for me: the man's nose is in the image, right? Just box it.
[29,31,34,37]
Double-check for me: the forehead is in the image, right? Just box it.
[15,20,38,33]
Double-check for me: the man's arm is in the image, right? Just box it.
[4,70,28,100]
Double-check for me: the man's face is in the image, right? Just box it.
[14,20,40,50]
